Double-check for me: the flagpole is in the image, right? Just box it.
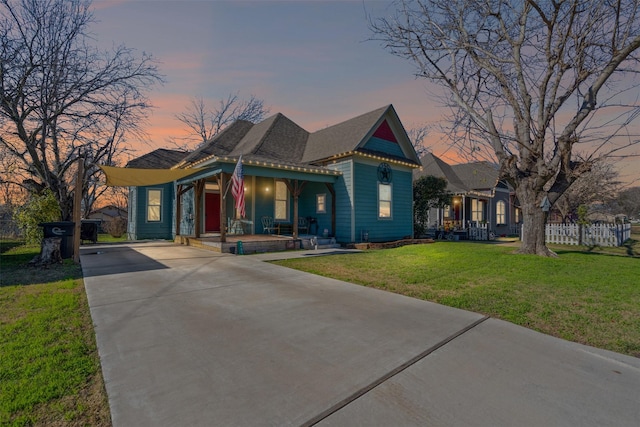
[222,178,232,199]
[229,155,245,220]
[223,155,241,199]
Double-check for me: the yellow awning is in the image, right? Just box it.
[100,166,205,187]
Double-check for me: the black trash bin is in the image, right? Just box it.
[81,220,99,243]
[40,221,75,259]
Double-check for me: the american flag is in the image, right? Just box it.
[231,155,245,218]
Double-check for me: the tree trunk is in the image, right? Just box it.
[30,237,63,266]
[517,186,557,257]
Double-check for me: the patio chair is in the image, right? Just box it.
[261,216,275,234]
[298,216,309,234]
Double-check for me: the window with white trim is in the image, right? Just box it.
[316,194,326,214]
[379,183,392,218]
[274,180,289,221]
[147,189,162,222]
[496,200,506,225]
[471,199,485,222]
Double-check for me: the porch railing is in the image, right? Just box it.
[468,222,490,241]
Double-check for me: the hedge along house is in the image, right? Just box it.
[103,105,421,251]
[414,153,522,239]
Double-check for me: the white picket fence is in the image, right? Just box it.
[469,222,490,241]
[545,223,631,247]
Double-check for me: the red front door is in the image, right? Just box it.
[205,192,221,232]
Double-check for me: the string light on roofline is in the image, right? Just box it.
[188,155,341,176]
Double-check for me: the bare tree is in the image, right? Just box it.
[0,0,162,220]
[371,0,640,256]
[554,161,620,222]
[613,186,640,219]
[407,123,432,157]
[174,93,269,149]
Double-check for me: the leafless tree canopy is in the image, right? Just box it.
[0,0,162,219]
[174,93,269,149]
[371,0,640,255]
[614,186,640,219]
[407,123,432,157]
[553,160,620,222]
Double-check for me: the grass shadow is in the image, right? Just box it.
[622,238,638,256]
[0,239,26,254]
[1,248,82,287]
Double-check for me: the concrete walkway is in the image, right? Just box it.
[81,242,640,426]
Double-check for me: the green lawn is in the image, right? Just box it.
[0,242,111,426]
[95,233,128,244]
[274,240,640,357]
[1,231,638,424]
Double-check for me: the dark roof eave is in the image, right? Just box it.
[356,148,421,167]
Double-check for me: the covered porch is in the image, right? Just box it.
[173,158,341,251]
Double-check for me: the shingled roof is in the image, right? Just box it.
[303,105,390,163]
[452,162,499,191]
[175,120,254,167]
[415,152,467,193]
[131,105,419,170]
[126,148,188,169]
[415,153,500,194]
[229,113,309,162]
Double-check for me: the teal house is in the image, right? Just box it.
[121,105,421,249]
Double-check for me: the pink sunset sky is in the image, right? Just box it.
[92,0,639,185]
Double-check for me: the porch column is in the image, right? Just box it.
[175,184,193,237]
[217,173,227,243]
[462,196,466,228]
[284,179,307,239]
[175,184,182,237]
[194,179,205,238]
[325,183,336,237]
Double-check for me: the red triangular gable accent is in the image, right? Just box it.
[372,119,398,143]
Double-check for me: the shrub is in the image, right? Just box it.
[103,216,127,238]
[13,190,61,244]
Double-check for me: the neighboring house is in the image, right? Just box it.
[87,205,127,222]
[86,204,128,233]
[414,153,521,237]
[120,105,421,244]
[125,149,188,240]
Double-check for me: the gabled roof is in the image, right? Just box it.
[415,153,500,194]
[229,113,309,162]
[415,152,467,193]
[303,106,389,163]
[303,104,420,165]
[130,104,420,171]
[175,120,254,167]
[88,205,127,217]
[126,148,188,169]
[177,114,311,168]
[452,162,499,191]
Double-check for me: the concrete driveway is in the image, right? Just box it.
[81,242,640,426]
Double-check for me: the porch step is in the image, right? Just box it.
[301,236,341,250]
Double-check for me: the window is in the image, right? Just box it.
[496,201,506,225]
[147,189,162,222]
[316,194,326,214]
[274,180,289,220]
[379,183,392,218]
[515,207,521,224]
[471,199,485,222]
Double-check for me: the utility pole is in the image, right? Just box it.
[73,155,83,263]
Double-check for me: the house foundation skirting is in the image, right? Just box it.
[174,234,340,254]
